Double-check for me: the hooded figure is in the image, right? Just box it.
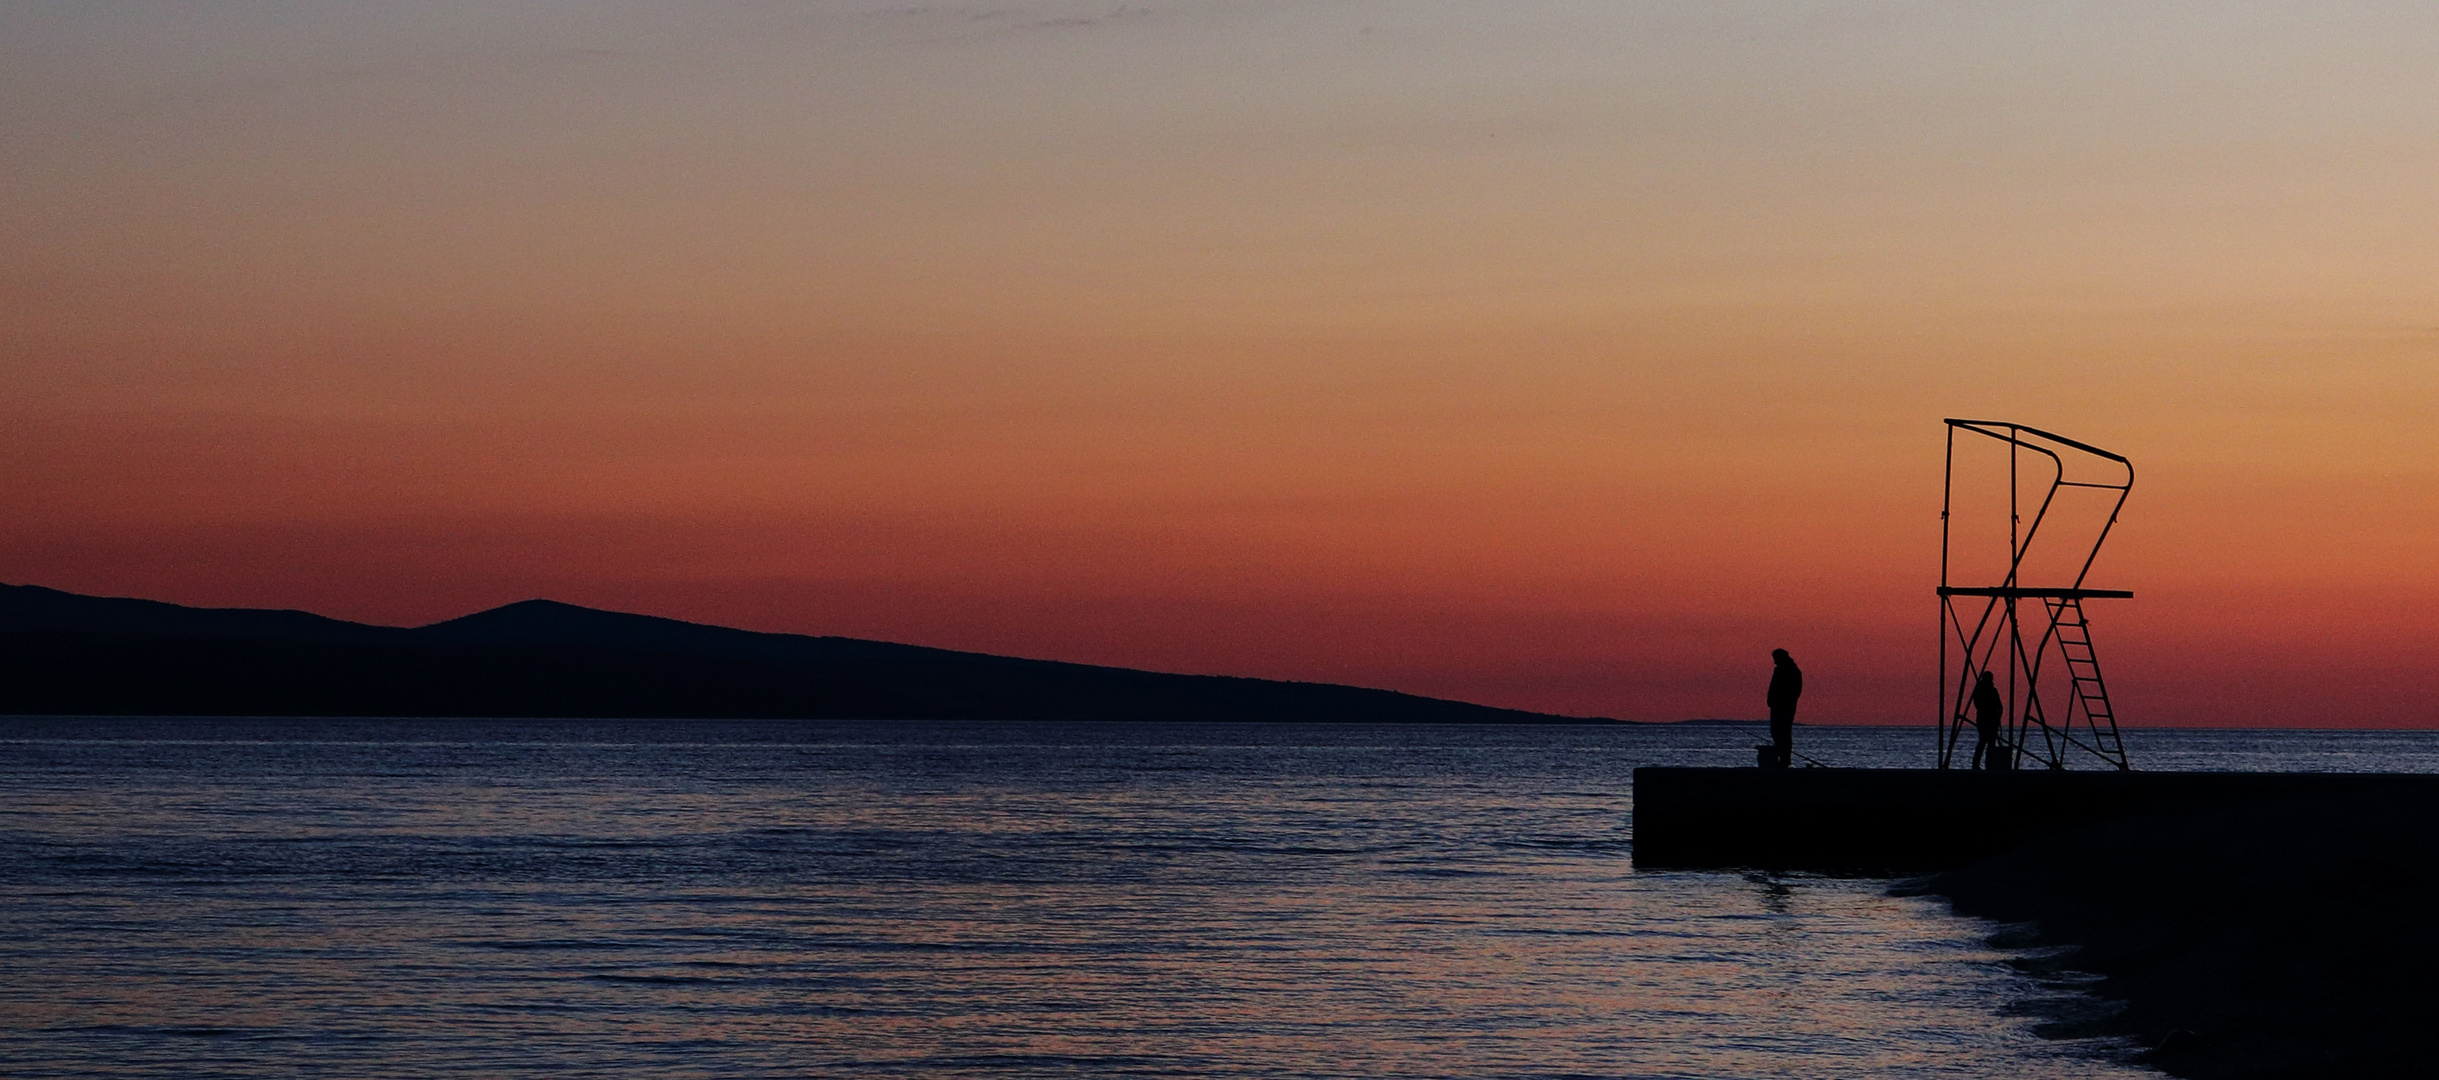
[1765,649,1802,768]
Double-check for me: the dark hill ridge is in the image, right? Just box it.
[0,582,409,643]
[0,584,1610,723]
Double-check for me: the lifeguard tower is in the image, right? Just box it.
[1937,419,2133,770]
[1634,419,2439,870]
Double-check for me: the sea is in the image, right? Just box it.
[5,719,2432,1079]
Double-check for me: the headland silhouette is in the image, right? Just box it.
[0,583,1611,724]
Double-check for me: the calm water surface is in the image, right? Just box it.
[6,720,2410,1078]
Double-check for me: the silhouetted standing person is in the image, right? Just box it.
[1765,649,1802,768]
[1970,670,2008,771]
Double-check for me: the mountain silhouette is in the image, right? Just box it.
[0,584,1610,723]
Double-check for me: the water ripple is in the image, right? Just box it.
[0,717,2246,1077]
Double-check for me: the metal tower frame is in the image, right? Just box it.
[1938,419,2133,771]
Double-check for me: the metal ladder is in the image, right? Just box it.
[2044,596,2128,769]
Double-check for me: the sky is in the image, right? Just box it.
[5,1,2438,725]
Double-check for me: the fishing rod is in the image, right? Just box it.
[1756,744,1834,768]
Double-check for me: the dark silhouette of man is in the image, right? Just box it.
[1765,649,1802,768]
[1970,670,2008,771]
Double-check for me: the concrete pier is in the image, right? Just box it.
[1631,767,2439,870]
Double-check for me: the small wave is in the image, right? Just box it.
[460,938,655,951]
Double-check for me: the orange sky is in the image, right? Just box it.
[6,3,2439,724]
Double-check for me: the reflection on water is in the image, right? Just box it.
[14,719,2381,1077]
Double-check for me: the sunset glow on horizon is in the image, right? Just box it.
[8,2,2439,724]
